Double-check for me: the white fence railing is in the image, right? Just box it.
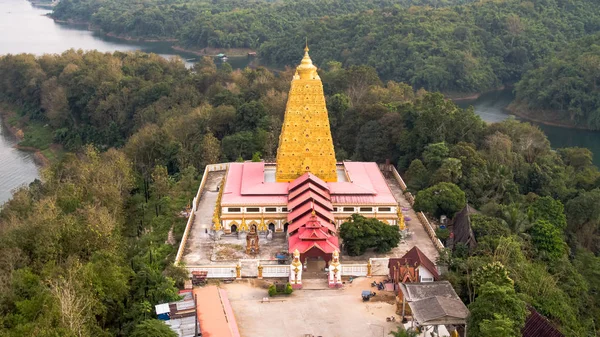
[341,264,368,276]
[262,265,290,278]
[188,266,237,279]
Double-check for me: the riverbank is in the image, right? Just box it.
[507,101,599,131]
[51,17,255,55]
[52,17,180,43]
[0,105,59,167]
[171,45,256,57]
[446,86,507,101]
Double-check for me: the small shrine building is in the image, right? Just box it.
[214,45,400,267]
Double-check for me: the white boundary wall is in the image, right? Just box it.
[188,265,237,278]
[174,163,230,265]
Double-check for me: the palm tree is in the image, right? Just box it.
[500,203,532,235]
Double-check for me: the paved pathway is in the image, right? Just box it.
[183,171,225,265]
[385,175,439,263]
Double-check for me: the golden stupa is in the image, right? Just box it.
[275,44,337,182]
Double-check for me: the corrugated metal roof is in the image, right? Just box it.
[522,307,564,337]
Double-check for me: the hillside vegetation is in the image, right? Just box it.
[513,33,600,130]
[51,0,600,96]
[0,50,599,336]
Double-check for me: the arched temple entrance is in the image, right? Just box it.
[230,224,238,233]
[268,223,275,232]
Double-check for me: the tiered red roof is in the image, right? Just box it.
[287,173,339,256]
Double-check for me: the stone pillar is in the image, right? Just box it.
[328,250,342,288]
[289,249,303,289]
[257,264,263,279]
[367,259,372,278]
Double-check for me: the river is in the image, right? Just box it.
[0,0,599,205]
[0,0,257,205]
[456,90,600,167]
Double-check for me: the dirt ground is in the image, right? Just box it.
[222,277,402,337]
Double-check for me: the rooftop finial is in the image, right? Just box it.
[304,37,309,53]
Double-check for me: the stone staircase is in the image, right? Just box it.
[300,278,331,290]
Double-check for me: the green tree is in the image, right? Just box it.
[565,189,600,253]
[528,196,567,230]
[414,182,466,218]
[339,214,401,256]
[467,282,527,337]
[472,262,513,294]
[130,319,177,337]
[479,314,518,337]
[422,142,449,170]
[432,157,462,184]
[527,220,567,261]
[405,159,429,192]
[200,133,222,168]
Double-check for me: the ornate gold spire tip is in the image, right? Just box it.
[304,37,309,52]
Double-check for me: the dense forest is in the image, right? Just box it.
[513,33,600,130]
[51,0,600,94]
[0,50,599,336]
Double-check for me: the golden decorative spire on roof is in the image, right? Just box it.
[275,44,337,182]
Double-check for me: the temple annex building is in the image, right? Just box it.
[176,45,441,289]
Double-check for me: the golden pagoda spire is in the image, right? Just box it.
[275,45,337,182]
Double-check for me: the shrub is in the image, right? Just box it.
[284,283,293,294]
[268,284,277,297]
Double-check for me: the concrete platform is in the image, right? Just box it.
[224,277,399,337]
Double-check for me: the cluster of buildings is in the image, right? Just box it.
[164,46,564,337]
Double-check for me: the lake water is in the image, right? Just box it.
[0,0,257,205]
[456,89,600,167]
[0,0,598,205]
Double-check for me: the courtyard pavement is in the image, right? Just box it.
[224,277,401,337]
[183,171,225,266]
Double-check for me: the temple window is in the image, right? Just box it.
[378,207,392,212]
[265,207,277,212]
[343,207,354,212]
[246,207,260,213]
[281,207,288,212]
[227,208,241,213]
[360,207,373,212]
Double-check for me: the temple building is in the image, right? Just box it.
[213,45,400,266]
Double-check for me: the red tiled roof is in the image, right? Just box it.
[288,182,330,201]
[288,174,339,256]
[289,172,329,192]
[522,307,564,337]
[389,246,439,280]
[287,201,335,223]
[288,212,336,233]
[288,234,339,254]
[221,162,397,206]
[287,190,333,211]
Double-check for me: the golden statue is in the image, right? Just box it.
[239,214,249,232]
[275,44,337,182]
[398,209,406,231]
